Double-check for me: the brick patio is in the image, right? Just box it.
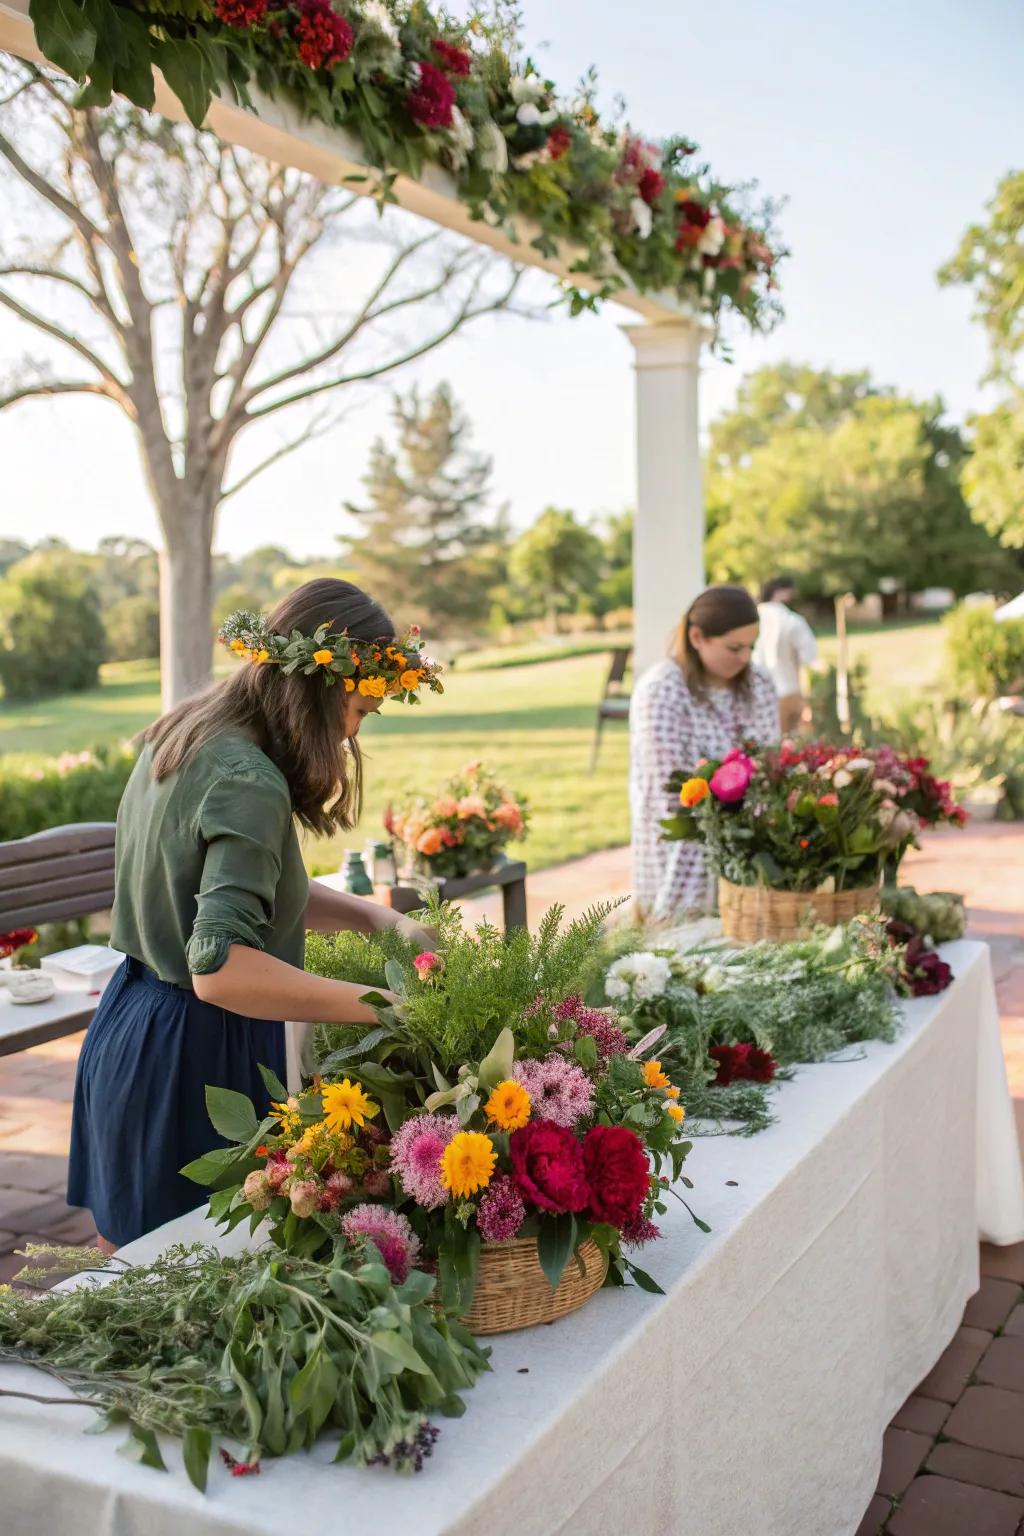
[1,823,1022,1532]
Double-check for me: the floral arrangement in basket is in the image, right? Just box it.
[662,742,963,894]
[186,902,705,1322]
[386,763,529,880]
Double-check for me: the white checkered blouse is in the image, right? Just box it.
[629,660,780,919]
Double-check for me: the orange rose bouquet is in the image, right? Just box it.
[388,763,529,880]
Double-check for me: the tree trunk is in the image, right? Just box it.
[157,502,216,710]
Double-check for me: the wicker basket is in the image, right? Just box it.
[459,1236,606,1335]
[718,877,880,944]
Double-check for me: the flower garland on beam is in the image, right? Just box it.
[25,0,785,328]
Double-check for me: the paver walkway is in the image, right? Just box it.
[1,822,1022,1533]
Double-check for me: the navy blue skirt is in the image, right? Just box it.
[68,957,285,1246]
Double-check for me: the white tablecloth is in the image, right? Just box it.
[2,940,1023,1536]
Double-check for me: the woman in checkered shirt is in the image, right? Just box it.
[630,585,780,919]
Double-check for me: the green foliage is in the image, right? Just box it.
[345,385,506,637]
[944,600,1024,697]
[306,925,412,1066]
[961,394,1024,549]
[0,742,136,840]
[103,595,160,662]
[881,887,966,943]
[0,1240,489,1479]
[0,550,105,701]
[938,169,1024,387]
[705,367,1016,598]
[507,508,605,631]
[873,694,1024,819]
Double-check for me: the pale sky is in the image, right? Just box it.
[0,0,1020,559]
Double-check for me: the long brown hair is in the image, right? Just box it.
[146,579,394,836]
[672,584,759,701]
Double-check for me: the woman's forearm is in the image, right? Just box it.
[191,944,392,1023]
[304,879,392,935]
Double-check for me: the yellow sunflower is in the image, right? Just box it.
[321,1079,379,1133]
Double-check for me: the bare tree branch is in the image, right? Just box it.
[219,402,353,501]
[0,378,118,410]
[0,288,130,400]
[0,263,125,335]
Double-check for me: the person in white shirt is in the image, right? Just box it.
[754,576,818,735]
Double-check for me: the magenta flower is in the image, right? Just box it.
[709,759,753,803]
[340,1204,421,1283]
[389,1112,459,1209]
[477,1174,526,1242]
[413,951,444,982]
[513,1056,594,1128]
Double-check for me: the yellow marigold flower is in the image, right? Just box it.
[358,676,387,698]
[484,1079,531,1131]
[343,677,355,692]
[229,638,247,655]
[321,1078,379,1133]
[680,777,710,808]
[643,1059,671,1090]
[251,649,270,664]
[665,1102,686,1124]
[312,648,334,666]
[399,668,423,691]
[440,1131,497,1198]
[393,653,407,667]
[665,1084,681,1100]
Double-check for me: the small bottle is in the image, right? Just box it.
[371,839,397,888]
[340,850,373,896]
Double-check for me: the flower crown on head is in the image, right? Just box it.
[217,610,444,704]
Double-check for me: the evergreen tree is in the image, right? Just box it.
[344,385,505,635]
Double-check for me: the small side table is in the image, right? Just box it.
[388,860,528,931]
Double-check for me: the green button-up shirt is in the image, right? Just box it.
[111,733,309,987]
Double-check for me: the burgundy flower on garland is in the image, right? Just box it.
[406,60,456,129]
[638,166,665,204]
[431,38,472,76]
[294,0,353,71]
[214,0,268,28]
[582,1123,651,1228]
[547,124,573,161]
[509,1119,590,1214]
[709,1042,778,1088]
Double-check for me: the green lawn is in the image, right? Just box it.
[0,654,629,876]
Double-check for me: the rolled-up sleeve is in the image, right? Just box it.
[186,769,292,976]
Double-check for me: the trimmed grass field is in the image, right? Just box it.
[0,617,943,875]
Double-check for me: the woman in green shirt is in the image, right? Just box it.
[68,578,440,1250]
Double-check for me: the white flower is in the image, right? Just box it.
[846,757,873,773]
[516,102,542,128]
[360,0,399,42]
[703,266,716,294]
[698,216,726,256]
[448,105,475,165]
[630,196,653,239]
[699,964,731,994]
[477,119,509,173]
[606,951,672,1002]
[832,769,853,789]
[509,72,547,106]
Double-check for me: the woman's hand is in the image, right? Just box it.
[395,914,439,952]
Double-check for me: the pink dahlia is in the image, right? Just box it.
[341,1203,421,1283]
[389,1112,459,1209]
[477,1173,526,1242]
[513,1056,594,1128]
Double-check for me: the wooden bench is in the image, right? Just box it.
[388,858,528,931]
[0,822,116,1057]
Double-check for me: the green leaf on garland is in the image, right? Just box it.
[153,36,212,128]
[204,1084,259,1144]
[29,0,97,79]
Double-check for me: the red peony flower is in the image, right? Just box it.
[900,936,954,997]
[674,223,705,252]
[406,60,456,128]
[431,37,472,76]
[215,0,268,26]
[547,124,573,161]
[678,198,711,228]
[0,927,37,958]
[709,1042,747,1087]
[638,166,665,204]
[294,0,353,70]
[582,1123,651,1228]
[745,1046,778,1083]
[509,1120,590,1214]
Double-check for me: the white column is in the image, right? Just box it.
[623,320,710,676]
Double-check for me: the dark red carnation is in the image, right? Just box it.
[744,1046,778,1083]
[709,1043,747,1087]
[509,1120,590,1214]
[902,938,954,997]
[678,198,711,227]
[431,37,472,75]
[215,0,268,26]
[406,60,456,129]
[638,166,665,204]
[582,1123,651,1228]
[295,0,353,70]
[547,124,573,161]
[0,927,37,958]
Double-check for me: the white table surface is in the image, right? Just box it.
[2,940,1023,1536]
[0,978,97,1056]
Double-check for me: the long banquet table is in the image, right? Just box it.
[2,939,1023,1536]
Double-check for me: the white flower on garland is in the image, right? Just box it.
[630,196,653,239]
[448,105,475,167]
[605,951,672,1002]
[698,216,726,257]
[477,119,509,173]
[360,0,399,43]
[510,72,547,105]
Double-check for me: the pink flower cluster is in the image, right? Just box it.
[389,1112,459,1209]
[341,1203,421,1283]
[513,1056,594,1128]
[550,994,629,1062]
